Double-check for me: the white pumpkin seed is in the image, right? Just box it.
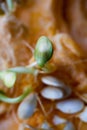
[56,99,84,114]
[78,107,87,122]
[41,87,64,100]
[41,76,64,87]
[41,76,72,99]
[64,122,76,130]
[53,115,66,125]
[17,93,37,119]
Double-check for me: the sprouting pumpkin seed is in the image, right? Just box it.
[34,36,53,67]
[0,71,16,88]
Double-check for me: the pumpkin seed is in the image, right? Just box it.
[17,93,37,119]
[56,99,84,114]
[40,86,64,100]
[41,76,64,87]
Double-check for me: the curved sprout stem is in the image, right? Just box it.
[0,87,32,104]
[7,66,38,75]
[6,0,14,12]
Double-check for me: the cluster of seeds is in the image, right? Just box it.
[17,74,86,130]
[0,36,87,130]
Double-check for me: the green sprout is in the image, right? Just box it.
[0,36,54,105]
[0,36,53,89]
[6,0,14,12]
[34,36,53,67]
[0,0,14,15]
[7,66,38,74]
[0,71,16,88]
[0,66,38,88]
[0,87,32,103]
